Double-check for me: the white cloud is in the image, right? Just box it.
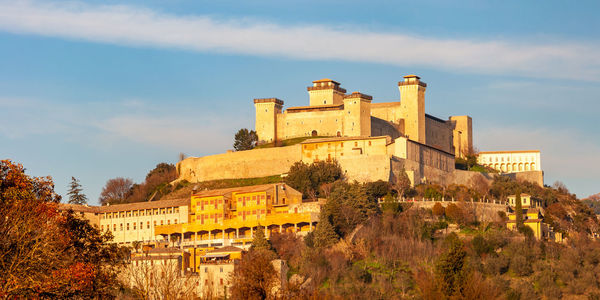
[0,1,599,81]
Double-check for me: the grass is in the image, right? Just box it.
[255,136,333,149]
[163,175,283,200]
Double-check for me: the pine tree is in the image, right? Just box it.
[251,224,271,251]
[67,176,88,205]
[233,128,258,151]
[515,190,523,230]
[313,216,339,248]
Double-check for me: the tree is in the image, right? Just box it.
[313,217,339,248]
[435,236,467,296]
[251,224,271,251]
[67,176,88,205]
[234,128,258,151]
[432,202,445,218]
[393,168,412,199]
[284,161,343,199]
[0,160,126,298]
[230,249,277,300]
[515,191,523,230]
[99,177,133,205]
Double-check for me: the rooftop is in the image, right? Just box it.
[59,197,189,213]
[479,150,540,154]
[301,135,392,144]
[313,78,340,85]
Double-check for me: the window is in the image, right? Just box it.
[147,221,150,229]
[160,220,163,225]
[167,220,170,225]
[120,224,123,231]
[133,223,136,230]
[140,222,143,229]
[126,223,129,230]
[205,267,208,273]
[354,142,358,147]
[368,141,372,146]
[220,267,223,273]
[154,221,157,227]
[174,219,177,224]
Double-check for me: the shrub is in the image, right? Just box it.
[432,202,445,217]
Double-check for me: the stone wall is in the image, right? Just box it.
[425,116,454,154]
[277,109,344,139]
[177,145,302,183]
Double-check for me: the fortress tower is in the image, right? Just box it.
[398,75,426,144]
[254,98,283,143]
[307,79,346,106]
[343,92,372,136]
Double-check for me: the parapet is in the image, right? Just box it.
[307,78,347,93]
[344,91,373,101]
[254,98,284,105]
[398,74,427,87]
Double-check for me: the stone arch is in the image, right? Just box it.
[311,130,318,137]
[531,162,536,170]
[507,164,512,172]
[518,163,523,171]
[336,131,341,137]
[500,164,506,172]
[525,163,530,171]
[512,163,517,171]
[494,163,499,170]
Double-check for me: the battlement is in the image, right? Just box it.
[254,98,284,105]
[344,92,373,101]
[307,78,347,93]
[398,75,427,87]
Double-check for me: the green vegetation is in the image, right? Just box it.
[67,176,88,205]
[284,160,344,199]
[254,136,332,149]
[233,128,258,151]
[229,163,600,299]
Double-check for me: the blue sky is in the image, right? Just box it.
[1,0,599,203]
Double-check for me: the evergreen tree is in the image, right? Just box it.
[515,190,523,230]
[67,176,88,205]
[251,224,271,251]
[233,128,258,151]
[313,216,339,248]
[435,236,467,296]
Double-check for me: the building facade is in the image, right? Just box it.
[477,150,541,173]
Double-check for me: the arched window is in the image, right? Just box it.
[311,130,318,136]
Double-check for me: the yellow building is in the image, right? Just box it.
[155,183,320,249]
[506,194,563,242]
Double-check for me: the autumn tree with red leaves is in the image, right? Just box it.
[0,160,127,298]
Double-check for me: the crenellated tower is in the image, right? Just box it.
[254,98,283,143]
[307,79,346,106]
[399,75,426,144]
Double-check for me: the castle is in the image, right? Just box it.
[254,75,472,157]
[176,75,543,187]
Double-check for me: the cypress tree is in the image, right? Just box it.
[515,190,523,230]
[313,217,339,248]
[251,224,271,251]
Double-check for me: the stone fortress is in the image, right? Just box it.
[176,75,543,187]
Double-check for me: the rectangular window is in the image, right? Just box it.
[147,221,150,229]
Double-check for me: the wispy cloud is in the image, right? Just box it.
[0,97,243,153]
[1,1,599,81]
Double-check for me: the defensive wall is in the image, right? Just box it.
[177,145,301,183]
[388,198,508,223]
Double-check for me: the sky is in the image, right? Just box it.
[1,0,599,204]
